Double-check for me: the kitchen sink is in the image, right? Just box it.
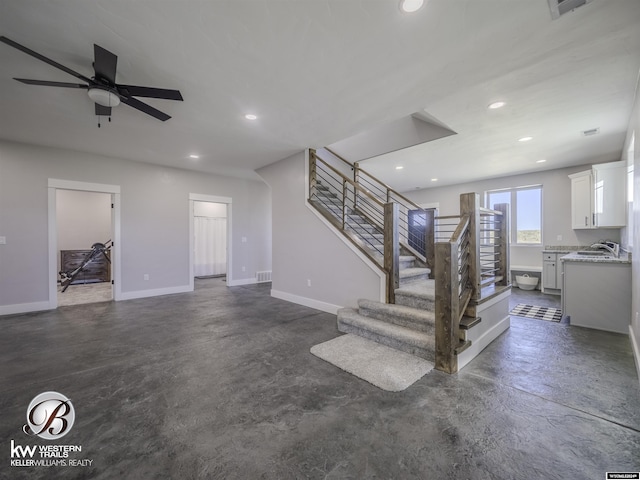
[576,251,612,258]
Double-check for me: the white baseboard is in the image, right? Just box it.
[271,289,342,315]
[0,301,53,316]
[227,277,257,287]
[119,285,192,301]
[458,315,511,371]
[630,325,640,384]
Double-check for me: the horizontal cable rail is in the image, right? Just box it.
[478,205,508,289]
[324,148,434,267]
[309,151,386,265]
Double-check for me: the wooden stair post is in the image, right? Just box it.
[494,202,510,287]
[384,202,399,304]
[424,208,435,279]
[434,241,460,374]
[460,193,481,300]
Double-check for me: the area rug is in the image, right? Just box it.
[310,334,433,392]
[510,304,562,322]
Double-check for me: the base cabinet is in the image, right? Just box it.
[542,252,563,293]
[562,261,631,334]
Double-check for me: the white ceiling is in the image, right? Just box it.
[0,0,639,189]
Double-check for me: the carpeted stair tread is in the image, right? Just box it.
[399,267,430,279]
[337,308,434,360]
[394,279,436,310]
[357,299,435,333]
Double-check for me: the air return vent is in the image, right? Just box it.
[548,0,594,19]
[256,271,272,283]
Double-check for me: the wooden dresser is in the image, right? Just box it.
[60,249,111,284]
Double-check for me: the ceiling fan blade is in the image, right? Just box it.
[95,104,112,116]
[116,84,183,101]
[14,78,89,89]
[93,44,117,85]
[0,36,93,84]
[120,95,171,121]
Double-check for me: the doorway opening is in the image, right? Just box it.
[56,189,113,306]
[48,179,121,309]
[188,193,232,290]
[193,201,228,280]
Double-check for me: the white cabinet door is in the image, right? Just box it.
[593,161,626,227]
[542,261,557,289]
[570,171,594,229]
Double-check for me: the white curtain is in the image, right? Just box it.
[194,217,227,276]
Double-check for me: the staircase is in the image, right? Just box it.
[308,148,509,373]
[311,178,442,363]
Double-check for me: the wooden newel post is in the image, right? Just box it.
[435,241,460,374]
[460,192,481,300]
[384,202,399,304]
[309,149,317,200]
[495,203,510,286]
[424,208,435,279]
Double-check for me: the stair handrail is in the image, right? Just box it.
[321,148,435,272]
[325,148,422,209]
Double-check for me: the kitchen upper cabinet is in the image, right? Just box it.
[569,170,594,229]
[593,161,626,227]
[568,161,626,230]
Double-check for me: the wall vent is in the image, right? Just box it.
[548,0,594,19]
[582,127,600,136]
[256,271,272,283]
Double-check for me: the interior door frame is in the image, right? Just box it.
[189,193,232,290]
[48,179,121,308]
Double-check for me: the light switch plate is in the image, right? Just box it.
[0,236,6,244]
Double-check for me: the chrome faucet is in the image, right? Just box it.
[590,242,620,257]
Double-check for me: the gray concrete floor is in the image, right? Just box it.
[1,278,638,479]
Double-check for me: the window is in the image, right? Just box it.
[485,185,543,245]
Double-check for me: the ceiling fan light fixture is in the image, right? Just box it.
[87,87,120,108]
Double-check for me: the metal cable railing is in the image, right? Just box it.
[479,207,506,288]
[323,148,434,266]
[309,151,386,262]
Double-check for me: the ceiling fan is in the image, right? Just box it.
[0,36,183,122]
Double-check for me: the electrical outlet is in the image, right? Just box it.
[242,237,247,243]
[307,279,311,287]
[556,234,562,241]
[242,266,246,272]
[143,274,149,281]
[0,236,6,244]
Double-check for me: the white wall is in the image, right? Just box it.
[0,140,271,311]
[622,71,640,378]
[56,190,112,273]
[257,151,382,313]
[406,166,623,268]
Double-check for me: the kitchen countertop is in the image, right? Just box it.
[561,251,631,264]
[543,245,583,253]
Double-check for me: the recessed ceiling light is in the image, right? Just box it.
[400,0,424,13]
[245,114,258,120]
[488,101,506,109]
[189,154,200,159]
[431,178,438,182]
[518,136,533,142]
[395,166,404,170]
[536,159,547,163]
